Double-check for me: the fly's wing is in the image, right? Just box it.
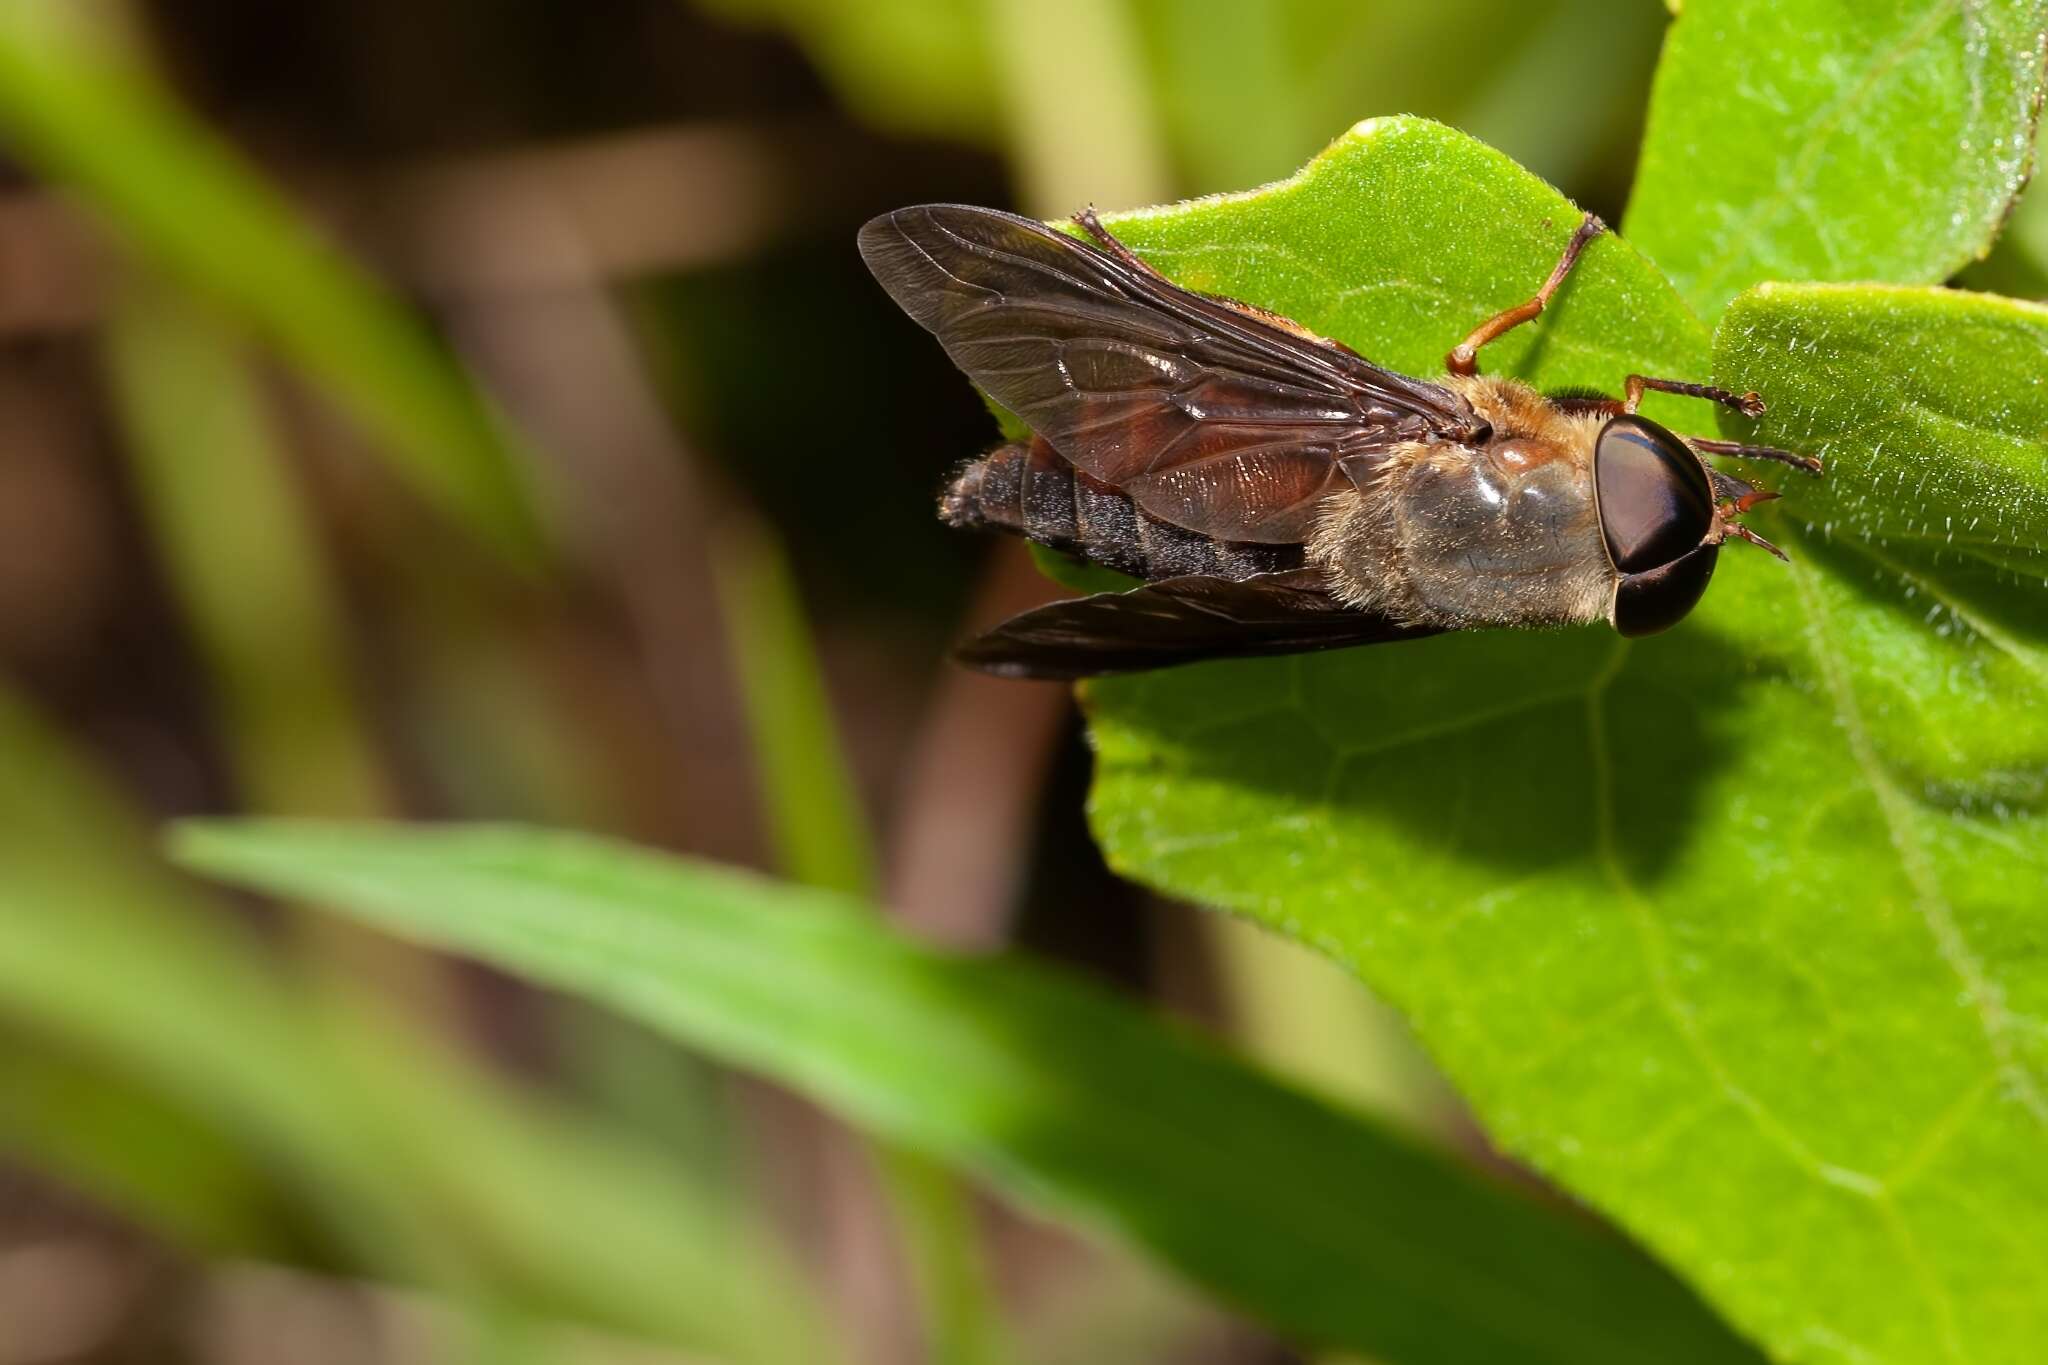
[957,570,1440,679]
[859,204,1482,544]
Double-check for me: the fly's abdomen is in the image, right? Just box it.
[942,436,1303,582]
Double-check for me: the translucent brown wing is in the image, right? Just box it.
[956,570,1440,679]
[859,204,1483,544]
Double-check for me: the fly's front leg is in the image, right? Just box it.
[1446,212,1605,376]
[1619,375,1820,472]
[1623,375,1765,417]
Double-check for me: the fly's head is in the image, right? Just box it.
[1591,413,1813,638]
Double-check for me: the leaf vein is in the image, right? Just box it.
[1586,639,1884,1197]
[1836,537,2048,687]
[1691,0,1968,302]
[1788,556,2048,1131]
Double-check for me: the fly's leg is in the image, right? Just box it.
[1690,437,1824,475]
[1075,206,1168,278]
[1623,375,1765,417]
[1446,212,1605,376]
[1614,376,1821,473]
[1723,523,1791,560]
[1550,381,1760,418]
[1550,372,1820,476]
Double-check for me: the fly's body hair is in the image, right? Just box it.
[1448,373,1607,455]
[1308,375,1613,630]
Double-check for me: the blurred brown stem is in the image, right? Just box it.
[884,543,1070,950]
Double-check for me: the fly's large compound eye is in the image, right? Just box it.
[1612,542,1719,637]
[1593,414,1714,573]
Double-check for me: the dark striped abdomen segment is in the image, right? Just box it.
[942,437,1305,582]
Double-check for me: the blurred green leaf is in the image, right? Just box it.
[0,689,830,1365]
[2014,175,2048,277]
[172,818,1764,1365]
[1626,0,2048,320]
[984,118,2048,1363]
[1129,0,1314,190]
[0,0,541,562]
[694,0,1002,143]
[1132,0,1665,193]
[1028,543,1140,597]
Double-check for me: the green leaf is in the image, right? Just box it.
[1092,118,1709,396]
[1051,122,2048,1363]
[1626,0,2048,321]
[171,818,1764,1365]
[1714,281,2048,802]
[0,1,542,563]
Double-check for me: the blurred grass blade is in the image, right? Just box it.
[874,1150,1007,1365]
[713,516,1004,1363]
[711,518,876,896]
[174,819,1766,1365]
[105,275,387,817]
[0,0,541,562]
[983,0,1171,213]
[0,1045,282,1255]
[0,689,834,1365]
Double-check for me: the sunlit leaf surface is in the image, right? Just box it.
[1627,0,2048,320]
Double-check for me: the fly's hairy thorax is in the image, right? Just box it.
[1308,375,1614,629]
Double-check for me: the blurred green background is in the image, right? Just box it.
[0,1,2039,1362]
